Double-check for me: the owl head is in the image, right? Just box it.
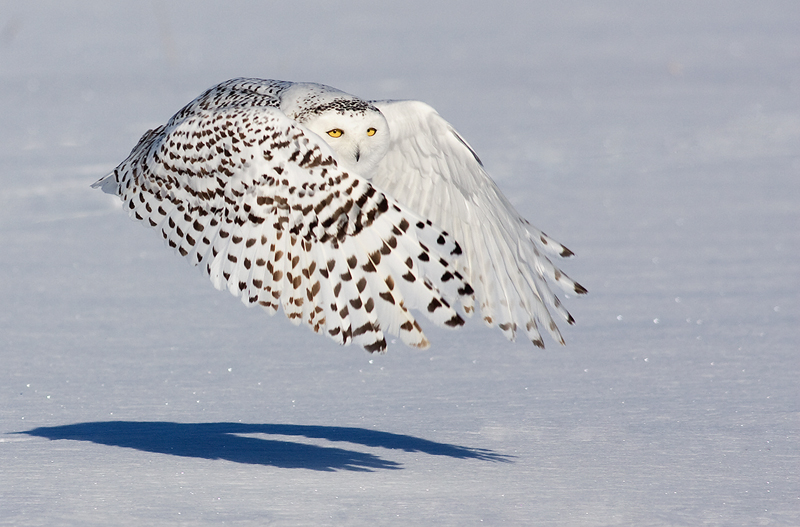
[280,83,390,177]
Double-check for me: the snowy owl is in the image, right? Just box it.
[94,78,586,352]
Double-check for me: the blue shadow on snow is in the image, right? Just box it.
[19,421,512,472]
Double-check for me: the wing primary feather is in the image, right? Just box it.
[371,98,585,347]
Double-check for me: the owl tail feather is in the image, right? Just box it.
[91,172,120,195]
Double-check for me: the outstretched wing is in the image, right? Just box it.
[94,104,474,352]
[370,100,586,347]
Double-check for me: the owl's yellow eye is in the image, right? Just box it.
[366,128,377,137]
[327,129,344,138]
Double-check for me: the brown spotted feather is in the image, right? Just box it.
[94,81,474,352]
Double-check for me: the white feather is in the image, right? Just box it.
[369,100,586,347]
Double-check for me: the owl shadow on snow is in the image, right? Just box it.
[18,421,513,472]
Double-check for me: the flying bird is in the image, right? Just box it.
[94,78,586,352]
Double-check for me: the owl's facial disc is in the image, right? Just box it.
[304,109,390,177]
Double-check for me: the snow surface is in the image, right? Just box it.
[1,1,798,525]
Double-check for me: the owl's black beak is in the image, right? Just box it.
[354,148,360,162]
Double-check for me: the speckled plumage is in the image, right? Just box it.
[94,78,585,352]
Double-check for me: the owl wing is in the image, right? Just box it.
[93,105,475,352]
[370,100,586,347]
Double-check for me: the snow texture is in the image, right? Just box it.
[1,1,798,525]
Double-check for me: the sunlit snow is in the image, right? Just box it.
[1,2,797,525]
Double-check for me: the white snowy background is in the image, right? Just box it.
[1,1,797,525]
